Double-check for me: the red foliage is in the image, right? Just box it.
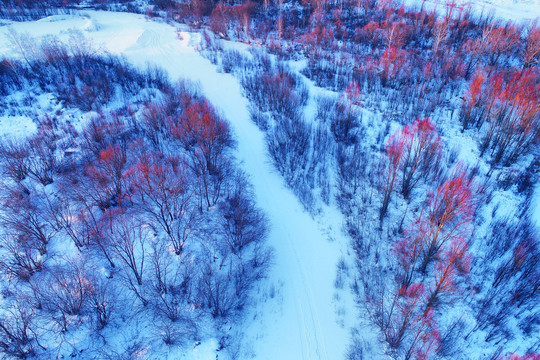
[381,282,440,359]
[427,236,471,307]
[385,21,412,48]
[410,308,440,360]
[209,2,232,37]
[467,72,484,104]
[511,235,538,274]
[379,125,407,221]
[355,21,384,48]
[399,118,443,198]
[85,144,127,209]
[395,217,429,287]
[386,282,427,348]
[523,21,540,68]
[171,99,231,174]
[509,354,540,360]
[124,152,196,254]
[421,166,474,271]
[397,4,406,17]
[232,1,255,41]
[380,45,402,83]
[464,23,520,69]
[332,8,344,39]
[302,25,335,48]
[484,25,520,66]
[467,68,540,163]
[380,118,442,221]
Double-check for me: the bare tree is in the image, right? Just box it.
[0,186,58,257]
[0,231,45,281]
[0,297,42,359]
[25,127,59,186]
[219,174,268,255]
[523,20,540,68]
[86,272,117,331]
[125,153,199,255]
[108,214,150,306]
[148,241,199,332]
[31,261,92,332]
[196,257,239,319]
[0,140,29,183]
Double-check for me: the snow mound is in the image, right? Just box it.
[128,29,162,51]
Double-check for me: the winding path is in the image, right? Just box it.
[0,12,353,359]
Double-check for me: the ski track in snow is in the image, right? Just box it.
[2,6,537,359]
[0,12,351,360]
[103,15,350,360]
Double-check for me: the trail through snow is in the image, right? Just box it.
[0,12,354,359]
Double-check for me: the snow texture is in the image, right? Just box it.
[405,0,540,23]
[0,11,355,359]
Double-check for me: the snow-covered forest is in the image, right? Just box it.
[0,0,538,359]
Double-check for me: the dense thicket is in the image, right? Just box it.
[0,0,538,359]
[189,1,539,359]
[0,37,271,358]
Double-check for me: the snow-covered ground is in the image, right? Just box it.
[405,0,540,23]
[1,1,539,357]
[0,12,355,359]
[402,0,540,233]
[534,183,540,230]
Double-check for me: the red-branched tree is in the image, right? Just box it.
[395,217,429,287]
[170,100,232,208]
[461,71,485,131]
[125,152,199,255]
[464,23,520,72]
[523,21,540,69]
[209,3,232,38]
[172,100,231,176]
[399,118,443,199]
[376,282,440,359]
[482,24,520,67]
[84,144,127,210]
[426,236,471,308]
[483,69,540,164]
[380,118,443,221]
[382,283,427,349]
[380,45,406,87]
[380,128,406,221]
[420,167,474,273]
[462,69,540,164]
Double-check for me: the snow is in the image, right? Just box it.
[0,114,36,140]
[534,183,540,230]
[0,11,355,359]
[405,0,540,23]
